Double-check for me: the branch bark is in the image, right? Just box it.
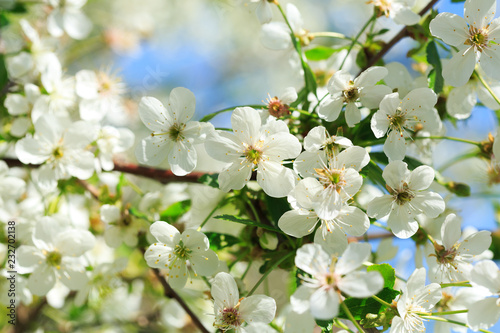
[359,0,440,74]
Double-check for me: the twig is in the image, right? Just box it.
[151,266,210,333]
[76,179,100,200]
[360,0,440,74]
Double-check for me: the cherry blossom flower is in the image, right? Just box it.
[46,0,93,40]
[135,87,213,176]
[468,260,500,331]
[75,69,126,122]
[259,87,297,122]
[318,66,392,127]
[96,126,135,171]
[249,0,273,24]
[369,0,421,26]
[426,213,492,283]
[260,3,308,50]
[15,115,97,189]
[144,221,219,288]
[367,160,445,239]
[390,268,442,333]
[371,88,439,161]
[292,243,383,320]
[205,107,302,198]
[292,145,370,219]
[17,216,96,296]
[429,0,500,86]
[211,272,276,332]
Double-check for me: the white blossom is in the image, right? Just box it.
[468,260,500,331]
[367,160,445,239]
[46,0,93,40]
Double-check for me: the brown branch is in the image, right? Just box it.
[76,179,100,200]
[2,158,206,184]
[360,0,440,74]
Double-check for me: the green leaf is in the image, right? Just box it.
[160,199,191,220]
[367,263,396,289]
[265,196,291,227]
[205,232,240,250]
[356,49,368,69]
[305,46,337,61]
[198,173,219,188]
[315,319,333,332]
[361,160,386,189]
[337,287,400,320]
[214,214,285,234]
[0,54,8,92]
[426,41,444,94]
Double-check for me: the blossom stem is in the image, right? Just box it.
[290,107,319,118]
[371,295,394,308]
[247,251,294,296]
[361,136,481,147]
[431,310,468,315]
[198,197,232,231]
[475,70,500,106]
[440,281,471,288]
[437,150,480,172]
[308,31,361,45]
[241,260,253,280]
[340,297,366,333]
[339,12,377,70]
[334,318,355,333]
[420,316,493,333]
[199,104,265,122]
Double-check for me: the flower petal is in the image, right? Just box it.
[336,242,371,275]
[278,209,318,238]
[211,272,240,310]
[239,295,277,324]
[467,298,500,331]
[317,96,344,122]
[442,47,475,87]
[338,271,384,298]
[429,12,468,46]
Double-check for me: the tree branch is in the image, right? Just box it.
[360,0,440,74]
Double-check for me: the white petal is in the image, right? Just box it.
[17,246,44,268]
[336,206,370,237]
[446,84,476,119]
[189,249,218,276]
[408,165,434,191]
[63,10,92,40]
[441,214,462,249]
[314,225,348,256]
[309,288,339,320]
[317,96,343,122]
[429,12,468,46]
[10,117,31,137]
[470,260,500,293]
[239,295,276,324]
[279,86,298,104]
[387,205,418,239]
[150,221,180,246]
[167,260,188,289]
[383,160,409,189]
[66,150,95,179]
[286,3,303,33]
[338,271,384,298]
[303,126,327,151]
[218,160,253,192]
[393,7,420,26]
[55,230,95,257]
[411,192,445,218]
[75,70,99,99]
[167,87,196,122]
[278,209,318,238]
[138,96,170,132]
[344,102,360,127]
[367,195,394,218]
[100,204,120,224]
[15,137,50,164]
[212,272,239,310]
[205,131,243,163]
[231,107,262,145]
[328,70,352,93]
[294,150,327,178]
[336,146,370,171]
[260,22,292,50]
[294,243,329,276]
[467,298,500,331]
[290,285,313,314]
[5,94,29,115]
[479,45,500,81]
[257,160,297,198]
[255,1,272,24]
[459,230,492,255]
[442,47,476,87]
[401,87,438,112]
[336,242,371,275]
[168,140,197,176]
[355,66,388,87]
[29,264,56,296]
[135,135,172,166]
[59,267,88,290]
[262,132,302,160]
[464,0,496,28]
[383,130,407,161]
[359,85,393,109]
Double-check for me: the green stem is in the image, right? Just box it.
[126,180,144,196]
[247,251,294,296]
[241,260,253,280]
[309,31,357,43]
[340,297,366,333]
[290,107,319,118]
[339,13,377,70]
[431,310,468,315]
[199,105,266,122]
[437,150,480,172]
[440,281,471,288]
[420,316,493,333]
[475,70,500,106]
[334,318,354,333]
[372,295,394,308]
[201,276,212,288]
[244,194,261,223]
[362,136,480,147]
